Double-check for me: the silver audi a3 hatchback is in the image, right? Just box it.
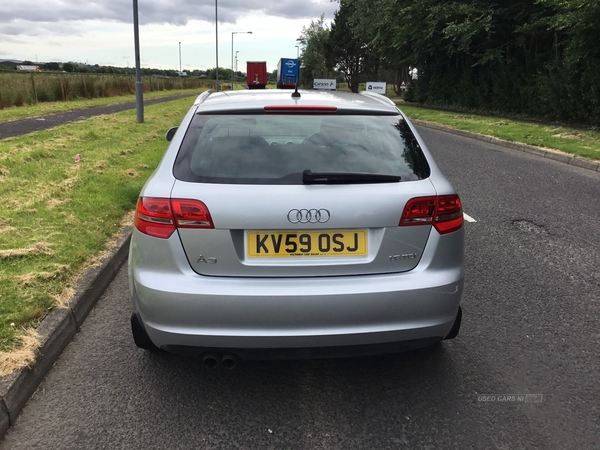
[129,89,464,367]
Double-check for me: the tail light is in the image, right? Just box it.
[400,195,463,234]
[135,197,214,239]
[434,195,464,234]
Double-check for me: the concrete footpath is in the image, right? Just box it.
[1,96,599,439]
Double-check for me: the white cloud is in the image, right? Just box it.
[0,0,337,70]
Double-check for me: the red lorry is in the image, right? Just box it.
[246,61,268,89]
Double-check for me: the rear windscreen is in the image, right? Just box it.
[173,114,430,184]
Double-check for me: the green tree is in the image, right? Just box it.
[298,0,600,125]
[205,67,232,81]
[296,14,333,87]
[42,62,61,71]
[535,0,600,123]
[327,0,381,92]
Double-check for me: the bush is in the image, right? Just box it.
[403,81,417,102]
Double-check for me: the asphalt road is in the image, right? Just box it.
[0,93,198,139]
[2,127,599,449]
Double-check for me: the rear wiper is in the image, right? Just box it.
[302,169,401,185]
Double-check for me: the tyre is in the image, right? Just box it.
[444,306,462,340]
[131,313,158,350]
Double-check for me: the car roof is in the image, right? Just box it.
[192,89,400,114]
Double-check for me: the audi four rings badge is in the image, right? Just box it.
[287,209,331,224]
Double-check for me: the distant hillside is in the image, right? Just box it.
[0,60,22,71]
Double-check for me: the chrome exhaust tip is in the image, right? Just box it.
[202,353,220,369]
[220,354,239,370]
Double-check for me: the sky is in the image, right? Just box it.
[1,0,338,72]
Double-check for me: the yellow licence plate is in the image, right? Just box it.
[247,230,367,258]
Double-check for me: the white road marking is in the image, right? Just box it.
[463,213,477,223]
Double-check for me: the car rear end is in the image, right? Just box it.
[128,90,464,361]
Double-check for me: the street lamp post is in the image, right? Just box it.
[295,45,299,58]
[234,50,239,86]
[132,0,143,123]
[232,31,252,90]
[178,41,184,88]
[215,0,219,91]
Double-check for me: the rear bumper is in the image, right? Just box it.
[129,228,464,355]
[162,337,442,360]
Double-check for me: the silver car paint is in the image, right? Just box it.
[173,180,436,277]
[129,89,464,354]
[129,226,464,349]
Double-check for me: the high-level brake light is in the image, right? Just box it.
[264,105,337,112]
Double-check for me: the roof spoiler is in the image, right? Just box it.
[359,91,396,107]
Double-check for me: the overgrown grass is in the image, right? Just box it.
[0,97,192,355]
[0,88,201,123]
[0,72,209,110]
[394,100,600,161]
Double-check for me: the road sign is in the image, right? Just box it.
[313,79,337,90]
[366,82,386,94]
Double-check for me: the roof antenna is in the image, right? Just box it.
[292,83,301,99]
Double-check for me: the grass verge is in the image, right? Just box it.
[0,97,192,370]
[393,99,600,161]
[0,88,201,124]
